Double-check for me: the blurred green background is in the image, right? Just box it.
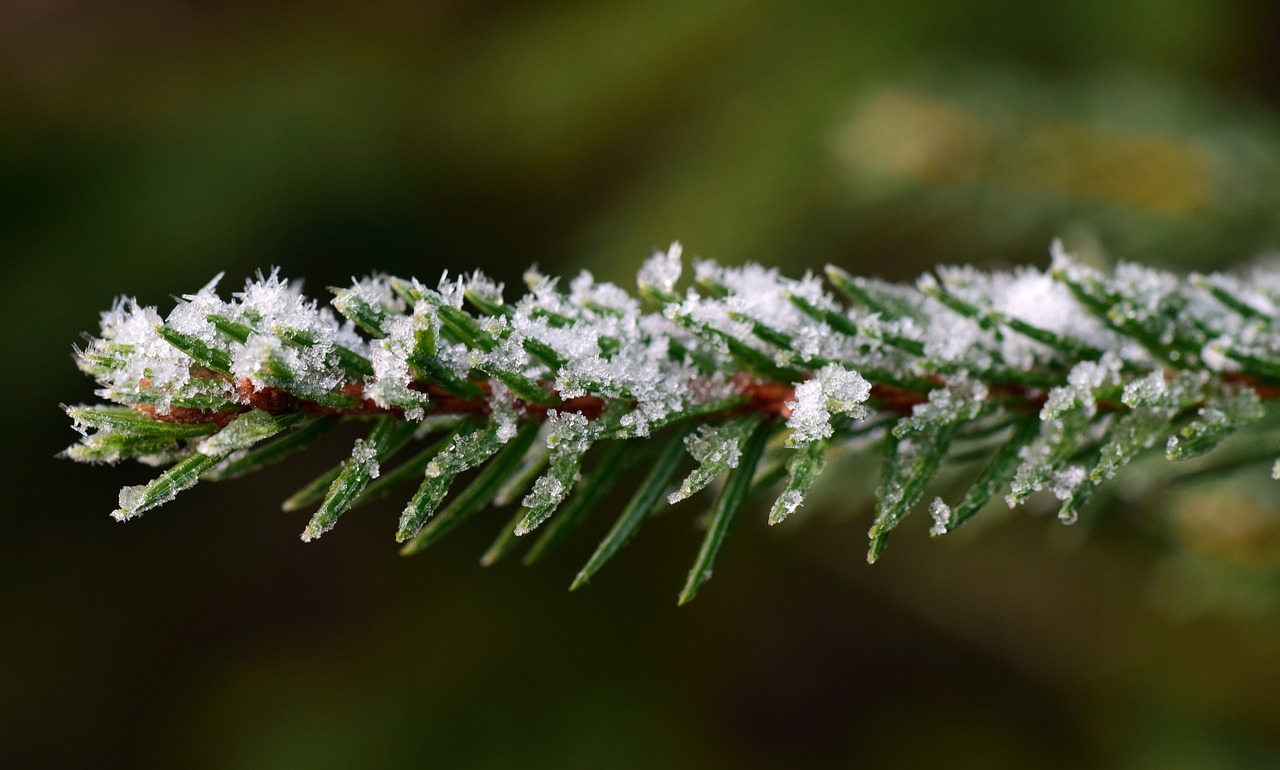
[8,1,1280,767]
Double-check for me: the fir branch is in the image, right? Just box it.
[64,242,1280,603]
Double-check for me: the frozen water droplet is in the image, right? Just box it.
[928,497,950,536]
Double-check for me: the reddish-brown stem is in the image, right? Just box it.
[137,369,1280,430]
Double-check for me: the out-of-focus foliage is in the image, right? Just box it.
[831,67,1280,266]
[9,0,1280,767]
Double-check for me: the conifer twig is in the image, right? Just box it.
[64,242,1280,602]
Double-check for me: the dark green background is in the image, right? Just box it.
[7,1,1280,767]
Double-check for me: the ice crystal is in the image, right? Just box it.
[771,490,804,521]
[669,419,753,504]
[1042,352,1124,420]
[637,242,683,294]
[427,426,501,479]
[521,475,566,516]
[1166,386,1266,460]
[366,315,431,420]
[544,411,595,455]
[785,364,871,445]
[1007,416,1075,507]
[1049,466,1087,502]
[928,497,951,536]
[348,438,381,479]
[894,374,987,438]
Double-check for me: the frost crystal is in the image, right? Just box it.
[366,315,430,420]
[486,381,521,443]
[521,475,566,512]
[197,409,282,456]
[771,489,804,521]
[1050,466,1086,502]
[545,411,595,455]
[928,497,950,536]
[786,364,871,445]
[1166,386,1265,460]
[349,438,381,480]
[669,420,752,504]
[1042,352,1124,420]
[786,380,829,443]
[637,242,683,293]
[1008,416,1078,507]
[427,424,503,479]
[896,374,987,437]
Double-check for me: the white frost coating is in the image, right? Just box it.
[93,298,191,413]
[637,242,683,293]
[165,273,226,344]
[721,264,812,332]
[462,270,505,308]
[545,410,595,454]
[91,269,375,411]
[673,258,849,365]
[74,242,1280,530]
[786,379,829,444]
[1049,465,1086,502]
[349,438,381,479]
[524,267,565,309]
[1121,370,1205,410]
[1121,370,1166,408]
[668,290,745,343]
[770,489,804,521]
[64,407,95,438]
[933,257,1124,370]
[686,424,743,468]
[1200,337,1239,373]
[486,381,520,443]
[668,423,746,504]
[928,497,950,536]
[822,364,873,412]
[1049,238,1078,276]
[898,374,988,438]
[520,474,565,514]
[113,476,194,520]
[426,428,495,478]
[876,437,921,516]
[923,313,985,364]
[196,410,277,456]
[117,484,157,514]
[506,268,702,437]
[345,273,406,314]
[366,315,429,420]
[1007,417,1067,507]
[997,269,1077,334]
[785,364,871,445]
[81,243,1280,446]
[1165,387,1265,461]
[433,271,465,309]
[1197,270,1278,317]
[1042,352,1124,419]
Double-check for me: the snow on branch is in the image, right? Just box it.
[64,241,1280,602]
